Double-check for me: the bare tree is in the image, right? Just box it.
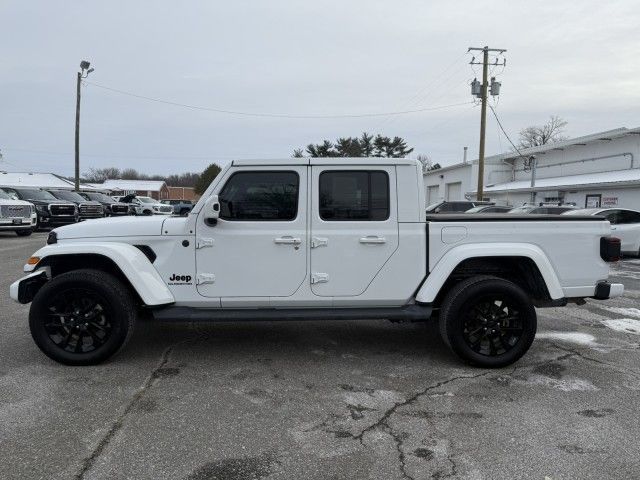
[518,116,568,149]
[416,154,441,172]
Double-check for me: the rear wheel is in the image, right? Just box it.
[29,269,136,365]
[439,275,537,368]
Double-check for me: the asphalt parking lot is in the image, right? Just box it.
[1,232,640,480]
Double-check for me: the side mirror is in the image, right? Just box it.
[205,195,220,226]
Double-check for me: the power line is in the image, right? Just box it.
[1,147,262,161]
[83,80,474,119]
[488,105,528,161]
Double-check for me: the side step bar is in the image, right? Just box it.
[151,305,432,323]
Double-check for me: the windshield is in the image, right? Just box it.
[50,190,86,203]
[425,202,442,212]
[86,192,116,203]
[562,208,599,215]
[508,206,536,213]
[0,189,11,200]
[15,189,57,201]
[137,196,156,204]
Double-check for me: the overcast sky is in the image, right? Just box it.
[1,0,638,177]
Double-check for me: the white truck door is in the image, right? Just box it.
[310,166,399,296]
[195,167,307,298]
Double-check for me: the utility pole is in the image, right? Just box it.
[468,46,506,201]
[529,155,537,204]
[75,60,94,191]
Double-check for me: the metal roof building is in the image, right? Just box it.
[0,171,100,191]
[424,126,640,209]
[100,179,169,200]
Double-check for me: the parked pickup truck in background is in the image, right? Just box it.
[161,199,194,216]
[46,189,104,220]
[9,158,623,367]
[117,194,173,215]
[77,192,132,217]
[0,188,36,236]
[1,187,78,229]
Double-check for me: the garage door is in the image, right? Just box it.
[427,185,439,205]
[446,182,462,201]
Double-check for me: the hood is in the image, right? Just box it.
[55,215,166,239]
[28,199,75,206]
[0,198,33,207]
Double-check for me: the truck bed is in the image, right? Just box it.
[426,214,606,222]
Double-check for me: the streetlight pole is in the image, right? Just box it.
[75,60,94,191]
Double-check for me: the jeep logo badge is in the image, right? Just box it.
[168,274,192,285]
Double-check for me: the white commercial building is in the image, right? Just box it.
[424,126,640,209]
[0,171,101,191]
[100,179,169,200]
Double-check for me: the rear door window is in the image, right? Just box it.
[618,210,640,224]
[319,170,389,221]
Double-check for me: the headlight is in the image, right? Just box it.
[35,204,48,213]
[153,206,159,211]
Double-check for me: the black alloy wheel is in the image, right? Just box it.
[439,275,537,367]
[43,287,113,355]
[461,295,525,357]
[29,269,136,365]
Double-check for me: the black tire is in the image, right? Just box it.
[29,269,137,365]
[439,275,537,368]
[16,229,33,237]
[143,209,152,216]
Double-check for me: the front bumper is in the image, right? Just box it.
[0,216,35,229]
[592,281,624,300]
[38,214,78,226]
[10,270,48,304]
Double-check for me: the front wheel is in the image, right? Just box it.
[15,229,33,237]
[29,269,137,365]
[439,275,537,368]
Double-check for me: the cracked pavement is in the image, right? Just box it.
[1,232,640,479]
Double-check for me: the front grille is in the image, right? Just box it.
[79,203,103,216]
[110,204,129,214]
[50,204,76,216]
[0,205,30,219]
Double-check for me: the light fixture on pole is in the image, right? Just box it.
[75,60,95,191]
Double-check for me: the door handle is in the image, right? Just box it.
[359,235,386,244]
[274,236,302,245]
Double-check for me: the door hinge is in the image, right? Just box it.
[196,273,216,285]
[311,273,329,284]
[196,237,215,249]
[311,237,328,248]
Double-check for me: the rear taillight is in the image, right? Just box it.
[600,237,621,262]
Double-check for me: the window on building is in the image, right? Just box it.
[219,171,299,221]
[319,170,389,221]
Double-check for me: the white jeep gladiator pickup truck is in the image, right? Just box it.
[10,158,624,367]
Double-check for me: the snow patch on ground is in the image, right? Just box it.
[536,331,598,346]
[601,318,640,335]
[600,306,640,319]
[524,375,599,392]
